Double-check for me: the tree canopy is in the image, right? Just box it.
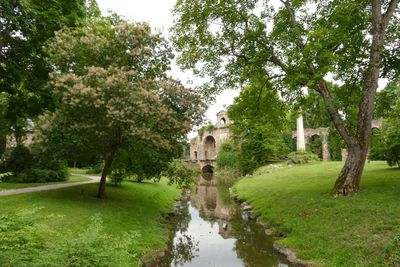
[44,15,205,198]
[172,0,400,195]
[0,0,88,144]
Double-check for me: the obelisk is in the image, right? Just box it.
[296,115,306,151]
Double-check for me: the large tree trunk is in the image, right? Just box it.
[332,144,369,196]
[97,148,117,199]
[320,0,398,196]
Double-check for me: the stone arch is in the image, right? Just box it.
[220,117,226,125]
[204,135,216,160]
[307,134,323,159]
[292,127,330,161]
[201,165,214,174]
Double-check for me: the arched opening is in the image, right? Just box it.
[220,117,226,125]
[307,134,322,159]
[204,135,216,160]
[201,164,214,174]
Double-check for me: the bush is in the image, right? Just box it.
[162,160,199,189]
[0,144,68,183]
[287,151,319,164]
[2,168,68,183]
[386,143,400,168]
[109,169,127,186]
[1,145,34,173]
[216,141,240,170]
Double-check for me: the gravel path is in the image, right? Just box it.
[0,174,101,197]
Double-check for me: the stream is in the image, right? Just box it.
[159,173,291,267]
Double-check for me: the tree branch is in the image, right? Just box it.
[280,0,305,50]
[316,80,358,147]
[382,0,400,29]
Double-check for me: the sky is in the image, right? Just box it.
[96,0,240,137]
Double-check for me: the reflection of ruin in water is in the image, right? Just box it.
[159,173,290,267]
[191,173,233,238]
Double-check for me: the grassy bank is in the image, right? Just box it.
[234,161,400,266]
[0,179,181,266]
[0,175,91,191]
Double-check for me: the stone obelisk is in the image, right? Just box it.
[296,115,306,151]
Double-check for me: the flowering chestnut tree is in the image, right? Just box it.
[47,16,205,198]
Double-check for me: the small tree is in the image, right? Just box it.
[47,16,205,198]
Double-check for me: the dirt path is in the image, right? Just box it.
[0,174,100,197]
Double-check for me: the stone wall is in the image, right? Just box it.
[189,110,231,162]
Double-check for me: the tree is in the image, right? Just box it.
[46,16,205,198]
[383,121,400,168]
[172,0,400,195]
[373,80,400,167]
[227,83,290,174]
[0,0,88,143]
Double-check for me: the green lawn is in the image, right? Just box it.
[0,175,91,191]
[234,161,400,266]
[0,179,181,266]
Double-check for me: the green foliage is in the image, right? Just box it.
[109,169,127,186]
[369,129,386,161]
[216,141,240,170]
[1,145,33,173]
[226,84,291,174]
[198,124,214,140]
[0,0,88,141]
[0,144,68,183]
[328,129,345,161]
[287,151,319,164]
[45,14,205,196]
[383,119,400,168]
[372,81,400,167]
[375,80,400,119]
[0,208,140,266]
[306,135,322,159]
[162,160,199,190]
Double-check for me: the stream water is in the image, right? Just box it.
[159,173,291,267]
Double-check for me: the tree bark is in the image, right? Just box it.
[332,144,369,195]
[97,148,117,199]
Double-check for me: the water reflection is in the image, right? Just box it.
[160,173,290,267]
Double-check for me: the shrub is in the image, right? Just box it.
[216,141,240,170]
[1,145,34,173]
[109,169,127,186]
[162,160,199,189]
[2,168,68,183]
[386,143,400,168]
[287,151,319,164]
[0,144,68,183]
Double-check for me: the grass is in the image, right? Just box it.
[0,175,91,191]
[0,179,181,266]
[68,167,91,174]
[233,161,400,266]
